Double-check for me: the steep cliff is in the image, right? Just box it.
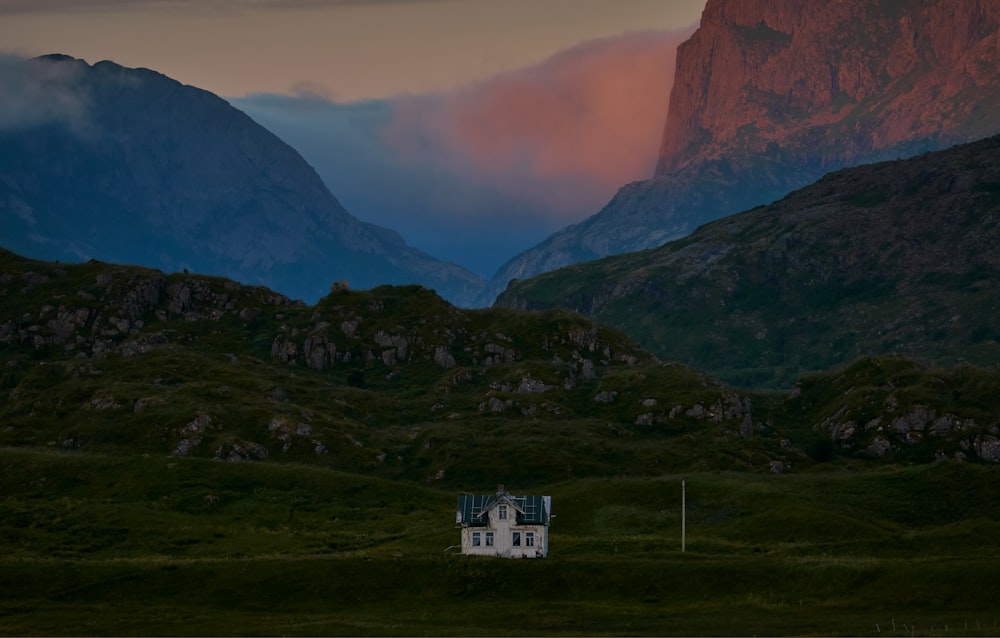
[659,0,1000,173]
[485,0,1000,303]
[0,55,485,305]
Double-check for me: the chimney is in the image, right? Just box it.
[497,483,505,494]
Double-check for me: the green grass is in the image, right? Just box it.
[5,557,999,636]
[4,250,1000,634]
[2,448,1000,635]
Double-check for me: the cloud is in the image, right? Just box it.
[382,28,689,219]
[0,54,92,132]
[233,27,693,277]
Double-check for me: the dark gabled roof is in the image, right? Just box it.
[456,494,493,526]
[512,495,549,525]
[456,493,550,527]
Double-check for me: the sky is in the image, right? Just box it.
[0,0,707,277]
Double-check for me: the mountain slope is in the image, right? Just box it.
[0,54,485,305]
[496,134,1000,388]
[485,0,1000,303]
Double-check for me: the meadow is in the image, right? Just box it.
[3,447,999,636]
[3,252,1000,635]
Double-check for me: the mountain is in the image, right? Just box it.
[0,54,485,305]
[484,0,1000,303]
[495,134,1000,389]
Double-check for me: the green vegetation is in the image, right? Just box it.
[498,136,1000,390]
[3,249,1000,635]
[2,450,999,635]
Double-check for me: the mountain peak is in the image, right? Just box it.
[33,53,81,63]
[0,55,485,305]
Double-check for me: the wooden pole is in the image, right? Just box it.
[682,480,687,552]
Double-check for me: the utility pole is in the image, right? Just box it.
[682,479,686,553]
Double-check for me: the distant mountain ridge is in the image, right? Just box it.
[484,0,1000,303]
[0,54,485,305]
[496,134,1000,388]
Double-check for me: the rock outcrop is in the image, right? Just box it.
[804,357,1000,464]
[266,284,648,383]
[0,258,303,360]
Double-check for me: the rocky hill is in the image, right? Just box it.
[0,55,485,306]
[0,246,735,483]
[3,246,1000,479]
[484,0,1000,303]
[496,134,1000,389]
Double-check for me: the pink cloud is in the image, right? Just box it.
[237,26,696,276]
[381,27,693,218]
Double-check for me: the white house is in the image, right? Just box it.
[455,485,551,558]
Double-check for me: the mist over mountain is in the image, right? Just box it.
[233,28,691,280]
[0,54,485,305]
[487,0,1000,303]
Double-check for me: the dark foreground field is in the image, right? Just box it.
[3,448,1000,636]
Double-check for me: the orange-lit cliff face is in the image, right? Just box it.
[486,0,1000,304]
[657,0,1000,174]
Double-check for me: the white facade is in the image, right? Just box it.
[456,490,550,558]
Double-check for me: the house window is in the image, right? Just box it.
[485,532,494,547]
[498,505,508,520]
[512,531,521,546]
[472,532,481,547]
[525,532,535,547]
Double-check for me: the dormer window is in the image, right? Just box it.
[498,504,508,520]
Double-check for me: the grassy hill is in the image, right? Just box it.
[3,248,1000,635]
[496,135,1000,389]
[0,246,786,483]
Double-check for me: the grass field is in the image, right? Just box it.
[3,448,999,636]
[3,253,1000,635]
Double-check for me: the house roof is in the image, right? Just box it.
[456,492,550,527]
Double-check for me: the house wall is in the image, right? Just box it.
[459,506,548,558]
[460,525,547,558]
